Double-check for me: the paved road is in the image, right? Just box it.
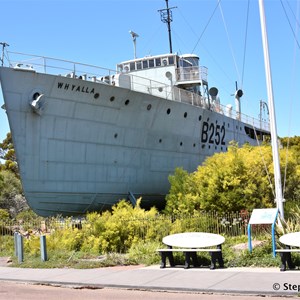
[0,281,297,300]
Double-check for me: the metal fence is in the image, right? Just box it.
[0,210,257,238]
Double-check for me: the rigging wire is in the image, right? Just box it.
[280,0,300,51]
[191,0,221,54]
[218,1,241,87]
[241,0,250,88]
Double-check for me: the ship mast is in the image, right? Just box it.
[158,0,177,53]
[258,0,285,220]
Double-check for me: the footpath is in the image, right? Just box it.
[0,264,300,296]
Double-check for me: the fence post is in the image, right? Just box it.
[17,234,24,263]
[40,235,47,262]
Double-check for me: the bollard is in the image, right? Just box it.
[40,235,47,261]
[14,232,18,256]
[17,234,24,263]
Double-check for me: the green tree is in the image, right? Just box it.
[0,170,28,216]
[165,142,300,215]
[0,132,19,176]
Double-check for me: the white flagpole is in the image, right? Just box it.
[258,0,284,220]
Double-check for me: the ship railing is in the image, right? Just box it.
[4,51,269,132]
[5,51,117,82]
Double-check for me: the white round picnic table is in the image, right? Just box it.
[162,232,225,248]
[279,232,300,247]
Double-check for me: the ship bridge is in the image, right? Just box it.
[116,53,208,97]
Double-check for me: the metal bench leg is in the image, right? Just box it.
[159,252,167,268]
[279,251,294,271]
[279,246,295,271]
[168,252,175,267]
[285,246,295,270]
[209,251,217,270]
[191,252,199,267]
[184,252,198,268]
[217,245,224,268]
[279,252,287,271]
[159,251,175,268]
[184,252,191,269]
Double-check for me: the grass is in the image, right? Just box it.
[1,234,295,269]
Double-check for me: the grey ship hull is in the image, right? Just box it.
[0,66,265,216]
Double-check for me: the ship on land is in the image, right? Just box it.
[0,2,270,217]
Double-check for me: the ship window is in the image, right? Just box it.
[149,59,154,68]
[199,116,202,121]
[136,61,142,70]
[179,58,193,67]
[162,58,168,66]
[180,142,183,146]
[130,62,135,71]
[155,58,161,67]
[147,104,152,110]
[110,96,115,102]
[143,60,148,69]
[184,112,187,118]
[167,108,171,114]
[168,56,174,65]
[125,99,130,105]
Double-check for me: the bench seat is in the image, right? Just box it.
[275,249,300,252]
[157,248,221,252]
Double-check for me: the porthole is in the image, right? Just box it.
[147,104,152,111]
[159,139,162,143]
[167,108,171,114]
[180,142,183,146]
[199,116,202,121]
[94,93,100,99]
[193,143,196,147]
[33,92,40,100]
[125,99,130,105]
[184,112,187,118]
[110,96,115,102]
[114,133,118,138]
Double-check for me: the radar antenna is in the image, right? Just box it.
[129,30,139,59]
[158,0,177,53]
[0,42,9,66]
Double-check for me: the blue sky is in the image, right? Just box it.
[0,0,299,142]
